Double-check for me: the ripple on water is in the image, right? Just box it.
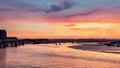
[0,43,120,68]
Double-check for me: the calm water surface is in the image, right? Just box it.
[0,43,120,68]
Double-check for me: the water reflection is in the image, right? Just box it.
[0,43,120,68]
[0,48,6,68]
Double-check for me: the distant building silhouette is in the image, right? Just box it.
[0,30,7,40]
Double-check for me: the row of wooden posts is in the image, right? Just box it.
[0,40,25,48]
[0,39,63,48]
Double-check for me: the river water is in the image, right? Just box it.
[0,43,120,68]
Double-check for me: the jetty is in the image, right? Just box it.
[0,30,25,48]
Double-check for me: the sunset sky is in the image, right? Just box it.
[0,0,120,39]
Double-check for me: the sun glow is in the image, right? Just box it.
[75,23,116,28]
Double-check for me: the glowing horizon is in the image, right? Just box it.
[0,0,120,39]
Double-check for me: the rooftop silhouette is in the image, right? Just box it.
[0,30,7,40]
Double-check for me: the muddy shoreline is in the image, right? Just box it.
[68,43,120,54]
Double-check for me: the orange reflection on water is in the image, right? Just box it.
[3,43,120,68]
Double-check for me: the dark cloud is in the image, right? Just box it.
[0,0,120,23]
[66,10,100,18]
[45,1,74,13]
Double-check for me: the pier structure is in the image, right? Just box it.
[0,39,25,48]
[0,30,25,48]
